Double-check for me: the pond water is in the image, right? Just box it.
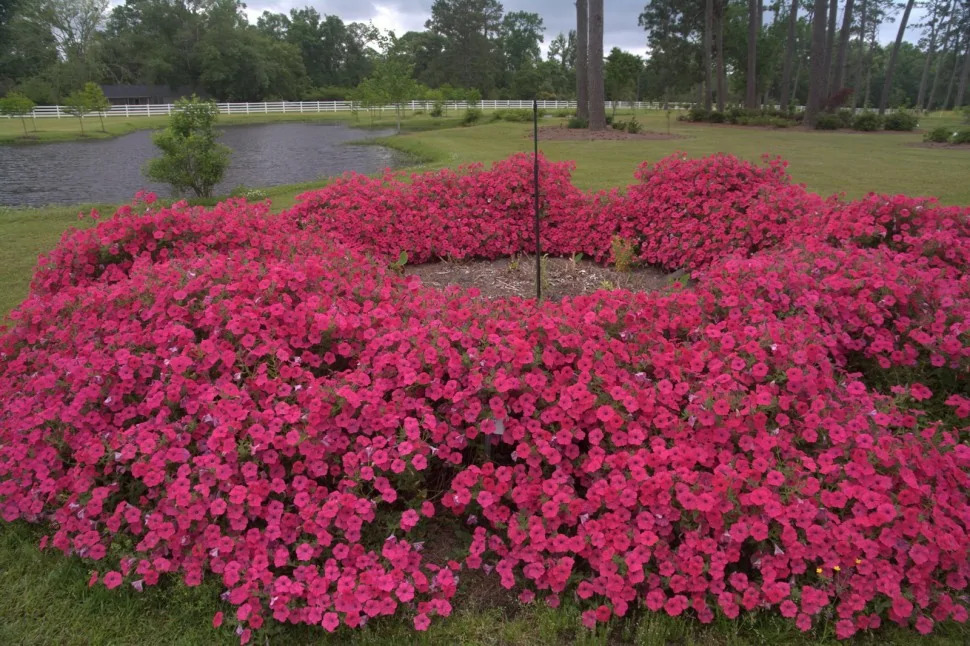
[0,122,408,207]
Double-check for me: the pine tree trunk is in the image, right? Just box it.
[833,0,854,93]
[916,0,945,110]
[822,0,838,99]
[746,0,759,108]
[956,39,970,108]
[943,33,964,110]
[780,0,799,109]
[806,0,830,125]
[704,0,714,111]
[716,0,727,111]
[576,0,589,121]
[852,0,868,108]
[927,8,955,110]
[587,0,606,129]
[878,0,916,114]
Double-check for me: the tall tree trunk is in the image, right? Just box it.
[576,0,589,121]
[956,39,970,108]
[779,0,799,109]
[833,0,855,93]
[746,0,759,108]
[852,0,868,107]
[704,0,714,111]
[806,0,830,125]
[878,0,916,114]
[927,8,955,109]
[587,0,606,129]
[916,0,945,110]
[716,0,727,111]
[943,33,963,110]
[863,36,874,107]
[822,0,838,99]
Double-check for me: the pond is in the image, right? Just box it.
[0,122,409,207]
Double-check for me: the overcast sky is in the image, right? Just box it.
[241,1,920,56]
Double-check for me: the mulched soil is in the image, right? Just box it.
[405,255,678,301]
[537,126,683,142]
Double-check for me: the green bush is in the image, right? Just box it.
[837,109,855,128]
[924,126,952,143]
[144,96,230,198]
[726,107,744,124]
[429,102,444,118]
[492,109,542,123]
[567,116,588,129]
[884,110,919,131]
[852,112,883,131]
[815,113,842,130]
[708,111,725,123]
[962,106,970,124]
[461,108,482,126]
[626,117,643,134]
[605,115,614,126]
[611,120,627,131]
[953,128,970,144]
[554,108,573,118]
[771,118,791,128]
[687,107,710,122]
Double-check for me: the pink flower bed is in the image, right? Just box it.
[1,154,968,642]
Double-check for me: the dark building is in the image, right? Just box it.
[100,85,209,105]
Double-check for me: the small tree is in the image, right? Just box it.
[364,57,421,134]
[62,89,89,135]
[0,92,36,136]
[144,96,230,198]
[82,82,112,132]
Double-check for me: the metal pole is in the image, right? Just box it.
[533,98,541,301]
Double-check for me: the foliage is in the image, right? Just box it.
[81,81,110,131]
[567,116,588,129]
[814,113,842,130]
[852,111,884,131]
[2,153,970,646]
[0,91,34,135]
[60,87,88,134]
[144,96,230,198]
[461,107,482,126]
[609,234,636,270]
[361,57,422,134]
[883,110,919,131]
[924,126,953,143]
[952,128,970,145]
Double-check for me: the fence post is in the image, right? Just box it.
[263,102,268,114]
[283,102,287,114]
[300,102,304,113]
[246,103,250,115]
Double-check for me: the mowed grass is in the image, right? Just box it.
[2,110,970,645]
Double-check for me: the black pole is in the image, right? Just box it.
[533,98,541,301]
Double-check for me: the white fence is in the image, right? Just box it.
[11,100,698,119]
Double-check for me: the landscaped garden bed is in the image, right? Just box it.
[0,152,967,644]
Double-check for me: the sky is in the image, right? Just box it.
[241,1,921,56]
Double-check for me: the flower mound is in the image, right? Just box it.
[1,154,968,643]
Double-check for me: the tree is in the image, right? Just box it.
[879,0,916,114]
[81,81,109,131]
[370,57,423,133]
[61,87,88,134]
[30,0,107,62]
[822,0,837,97]
[587,0,606,130]
[704,0,714,111]
[426,0,503,92]
[500,11,544,73]
[833,0,855,93]
[745,0,759,108]
[779,0,799,109]
[0,91,35,135]
[957,37,970,108]
[605,48,643,114]
[805,0,829,125]
[576,0,589,120]
[639,0,703,104]
[144,96,230,198]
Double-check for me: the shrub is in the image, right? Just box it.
[567,116,588,129]
[708,111,725,123]
[554,108,573,118]
[610,235,636,270]
[771,117,791,128]
[962,105,970,124]
[611,120,627,131]
[461,108,482,126]
[429,102,444,118]
[687,106,710,122]
[953,128,970,144]
[924,126,952,143]
[814,113,842,130]
[837,109,855,128]
[852,111,883,131]
[0,92,35,136]
[626,117,642,134]
[144,96,230,198]
[884,110,919,131]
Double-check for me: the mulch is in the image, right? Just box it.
[405,255,677,301]
[536,126,683,142]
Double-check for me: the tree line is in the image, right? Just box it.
[1,0,968,117]
[642,0,970,123]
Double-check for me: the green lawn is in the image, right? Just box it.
[2,111,970,645]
